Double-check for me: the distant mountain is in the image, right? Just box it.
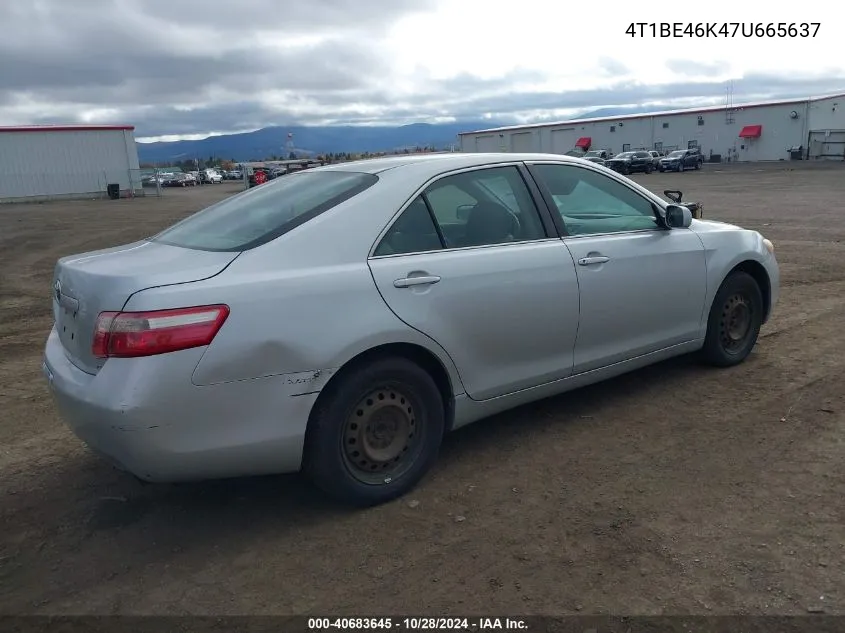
[529,105,685,124]
[135,106,689,163]
[136,121,506,163]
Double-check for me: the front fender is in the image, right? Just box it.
[693,222,780,332]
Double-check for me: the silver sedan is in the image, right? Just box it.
[43,153,779,506]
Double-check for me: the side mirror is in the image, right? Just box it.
[665,204,693,228]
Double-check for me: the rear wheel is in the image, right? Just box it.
[700,271,763,367]
[304,357,445,506]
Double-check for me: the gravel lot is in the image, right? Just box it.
[1,164,844,616]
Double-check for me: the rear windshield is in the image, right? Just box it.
[152,171,378,251]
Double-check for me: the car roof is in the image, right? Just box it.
[313,152,585,175]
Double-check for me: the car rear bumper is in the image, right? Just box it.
[43,327,318,482]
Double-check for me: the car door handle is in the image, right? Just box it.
[577,256,610,266]
[394,275,441,288]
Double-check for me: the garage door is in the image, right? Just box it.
[511,132,535,152]
[475,135,498,152]
[550,129,575,154]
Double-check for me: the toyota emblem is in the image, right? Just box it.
[54,280,62,301]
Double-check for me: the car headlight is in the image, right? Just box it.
[762,238,774,253]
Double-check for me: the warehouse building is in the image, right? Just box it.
[0,124,143,203]
[459,93,845,163]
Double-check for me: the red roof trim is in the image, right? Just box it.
[738,124,762,138]
[0,124,134,133]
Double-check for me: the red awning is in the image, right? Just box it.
[575,137,591,149]
[738,125,762,139]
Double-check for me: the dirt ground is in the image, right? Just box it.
[1,165,844,617]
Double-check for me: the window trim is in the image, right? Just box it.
[368,163,559,259]
[524,161,673,239]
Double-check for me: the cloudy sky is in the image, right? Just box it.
[1,0,841,141]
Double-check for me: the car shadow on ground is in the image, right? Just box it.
[77,354,702,530]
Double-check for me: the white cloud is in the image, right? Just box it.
[0,0,841,139]
[387,0,838,86]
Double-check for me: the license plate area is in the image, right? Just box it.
[56,303,81,352]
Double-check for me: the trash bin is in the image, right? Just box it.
[107,183,120,200]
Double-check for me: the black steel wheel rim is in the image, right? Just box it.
[719,293,753,353]
[340,386,424,485]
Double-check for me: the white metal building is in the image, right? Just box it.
[0,124,143,202]
[459,93,845,163]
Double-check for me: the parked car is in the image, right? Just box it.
[605,150,654,174]
[659,149,704,172]
[43,152,779,506]
[164,174,196,187]
[581,149,611,167]
[201,169,224,184]
[648,150,663,168]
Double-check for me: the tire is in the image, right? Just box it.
[700,271,764,367]
[695,161,701,170]
[645,164,653,174]
[304,356,445,506]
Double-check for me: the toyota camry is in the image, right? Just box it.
[43,153,779,506]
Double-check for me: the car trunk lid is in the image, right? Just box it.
[52,240,238,374]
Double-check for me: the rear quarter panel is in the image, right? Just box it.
[120,175,467,394]
[122,260,466,393]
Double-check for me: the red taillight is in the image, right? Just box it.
[91,305,229,358]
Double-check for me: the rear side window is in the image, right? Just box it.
[152,171,378,251]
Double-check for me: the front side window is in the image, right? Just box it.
[373,166,547,255]
[531,164,658,236]
[153,171,378,251]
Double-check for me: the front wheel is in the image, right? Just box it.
[304,357,445,506]
[700,271,764,367]
[645,164,653,174]
[695,161,701,170]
